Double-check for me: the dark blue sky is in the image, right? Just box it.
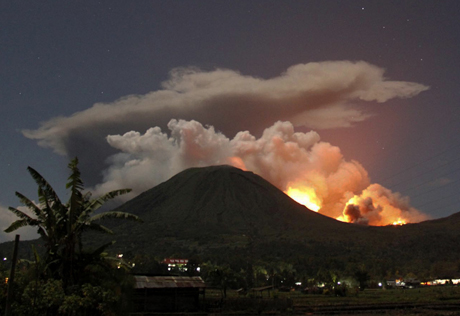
[1,1,460,238]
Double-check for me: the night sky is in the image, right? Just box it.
[1,1,460,240]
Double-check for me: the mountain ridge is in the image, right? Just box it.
[2,165,460,279]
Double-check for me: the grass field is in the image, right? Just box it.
[203,286,460,315]
[290,286,460,305]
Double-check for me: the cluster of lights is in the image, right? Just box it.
[116,253,135,269]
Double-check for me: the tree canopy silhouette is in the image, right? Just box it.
[5,157,142,288]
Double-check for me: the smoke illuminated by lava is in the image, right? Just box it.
[94,119,429,226]
[22,61,430,226]
[285,186,322,212]
[336,184,427,226]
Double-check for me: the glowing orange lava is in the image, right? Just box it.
[338,195,409,226]
[392,219,406,226]
[285,186,321,212]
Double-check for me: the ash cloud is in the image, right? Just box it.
[342,184,429,225]
[93,119,428,225]
[23,61,429,182]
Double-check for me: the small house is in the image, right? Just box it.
[132,275,206,312]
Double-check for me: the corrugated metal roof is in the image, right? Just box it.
[134,276,206,289]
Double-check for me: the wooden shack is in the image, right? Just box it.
[132,275,206,312]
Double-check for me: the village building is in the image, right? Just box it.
[132,275,206,312]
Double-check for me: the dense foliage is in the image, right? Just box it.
[1,158,142,315]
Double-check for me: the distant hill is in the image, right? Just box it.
[3,165,460,279]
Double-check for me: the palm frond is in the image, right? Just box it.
[66,158,85,235]
[85,189,132,212]
[37,186,49,209]
[83,222,114,235]
[66,157,84,191]
[36,226,49,241]
[7,206,36,221]
[14,192,43,218]
[4,219,29,232]
[27,166,63,207]
[90,211,143,223]
[5,206,50,240]
[83,191,92,201]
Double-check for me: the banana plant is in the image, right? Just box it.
[5,157,142,289]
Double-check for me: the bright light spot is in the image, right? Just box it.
[295,282,302,286]
[378,282,382,287]
[285,185,321,212]
[392,219,406,226]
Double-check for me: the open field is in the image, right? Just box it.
[201,286,460,315]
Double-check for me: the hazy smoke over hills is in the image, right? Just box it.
[22,61,429,225]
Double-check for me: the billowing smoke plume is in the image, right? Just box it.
[23,61,429,183]
[21,61,429,225]
[342,184,428,225]
[93,119,428,225]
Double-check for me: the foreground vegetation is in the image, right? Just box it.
[2,161,460,315]
[1,158,142,315]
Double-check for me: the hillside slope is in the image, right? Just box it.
[3,165,459,278]
[94,166,380,262]
[113,165,346,235]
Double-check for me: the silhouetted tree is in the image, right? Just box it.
[5,158,142,290]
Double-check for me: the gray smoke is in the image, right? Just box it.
[23,61,429,183]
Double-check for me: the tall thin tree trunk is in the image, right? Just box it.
[5,235,20,316]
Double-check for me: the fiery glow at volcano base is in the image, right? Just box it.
[282,181,421,226]
[285,186,321,212]
[392,219,406,226]
[338,194,411,226]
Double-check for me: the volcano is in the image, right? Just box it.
[86,166,383,266]
[94,165,460,276]
[111,165,347,236]
[6,165,460,278]
[82,166,368,263]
